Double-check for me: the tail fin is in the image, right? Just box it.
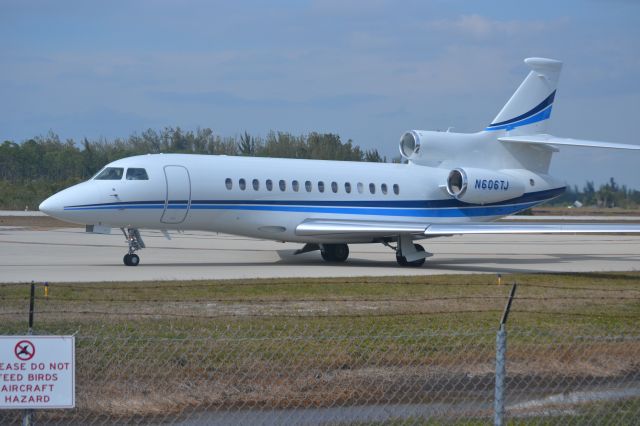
[485,57,562,135]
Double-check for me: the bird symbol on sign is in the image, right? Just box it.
[14,340,35,361]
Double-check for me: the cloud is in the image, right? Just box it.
[348,31,394,49]
[148,90,386,110]
[0,106,163,142]
[426,14,551,40]
[309,0,392,17]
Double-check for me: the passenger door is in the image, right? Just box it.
[161,165,191,224]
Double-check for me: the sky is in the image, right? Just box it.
[1,0,639,188]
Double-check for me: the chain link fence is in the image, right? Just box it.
[1,277,639,424]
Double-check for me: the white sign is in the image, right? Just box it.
[0,336,75,409]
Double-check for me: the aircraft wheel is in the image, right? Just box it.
[396,244,426,267]
[129,254,140,266]
[321,244,349,262]
[123,254,140,266]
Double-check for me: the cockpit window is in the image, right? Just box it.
[126,168,149,180]
[94,167,124,180]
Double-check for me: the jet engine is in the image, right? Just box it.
[399,130,469,166]
[446,167,525,204]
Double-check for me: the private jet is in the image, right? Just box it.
[39,57,640,266]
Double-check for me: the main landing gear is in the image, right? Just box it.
[385,235,432,267]
[121,228,145,266]
[294,243,350,263]
[320,243,350,263]
[295,237,431,267]
[396,244,426,267]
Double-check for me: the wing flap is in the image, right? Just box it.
[499,134,640,150]
[295,219,427,237]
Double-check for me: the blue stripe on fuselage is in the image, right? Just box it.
[62,187,564,218]
[185,201,541,218]
[65,187,564,210]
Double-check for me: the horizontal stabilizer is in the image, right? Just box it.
[424,223,640,236]
[499,134,640,150]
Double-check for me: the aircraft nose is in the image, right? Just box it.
[39,193,64,216]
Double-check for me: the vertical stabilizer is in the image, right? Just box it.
[486,58,562,135]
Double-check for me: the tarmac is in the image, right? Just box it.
[1,225,639,283]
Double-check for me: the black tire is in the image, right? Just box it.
[123,254,131,266]
[396,244,426,267]
[321,244,349,262]
[129,254,140,266]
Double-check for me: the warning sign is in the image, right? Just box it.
[0,336,75,409]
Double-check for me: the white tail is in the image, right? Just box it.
[486,58,562,135]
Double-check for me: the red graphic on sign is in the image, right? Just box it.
[14,340,35,361]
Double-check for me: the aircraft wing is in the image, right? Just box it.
[498,134,640,150]
[423,223,640,236]
[296,219,640,238]
[296,219,429,238]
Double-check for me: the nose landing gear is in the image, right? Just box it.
[121,228,145,266]
[123,253,140,266]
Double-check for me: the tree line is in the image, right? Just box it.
[0,127,386,210]
[1,127,638,211]
[550,178,640,209]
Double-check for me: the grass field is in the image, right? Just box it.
[1,273,639,423]
[2,272,639,330]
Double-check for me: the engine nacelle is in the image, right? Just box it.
[399,130,422,159]
[446,167,525,204]
[399,130,472,166]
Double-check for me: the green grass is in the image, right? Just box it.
[2,272,639,335]
[1,273,639,421]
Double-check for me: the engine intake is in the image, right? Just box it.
[446,168,525,204]
[399,131,421,158]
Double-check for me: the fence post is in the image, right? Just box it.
[494,283,517,426]
[22,281,35,426]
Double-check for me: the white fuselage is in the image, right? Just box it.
[40,153,565,244]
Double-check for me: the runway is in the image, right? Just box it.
[1,226,639,282]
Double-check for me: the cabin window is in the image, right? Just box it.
[345,182,351,193]
[252,179,260,191]
[318,181,325,193]
[381,183,388,195]
[94,167,124,180]
[292,180,300,192]
[225,178,232,190]
[357,182,364,194]
[126,168,149,180]
[393,184,400,195]
[279,180,286,191]
[266,179,273,191]
[331,181,338,193]
[305,180,312,192]
[239,178,246,190]
[369,183,376,194]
